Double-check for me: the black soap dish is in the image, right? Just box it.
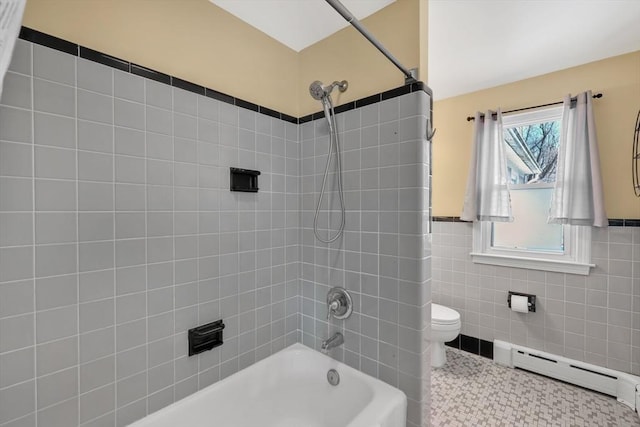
[188,320,225,356]
[230,167,260,192]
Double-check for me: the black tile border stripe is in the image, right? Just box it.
[19,27,77,56]
[18,26,433,124]
[131,63,171,85]
[445,334,494,360]
[172,77,205,96]
[79,47,129,72]
[432,216,640,227]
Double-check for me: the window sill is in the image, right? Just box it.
[470,252,595,275]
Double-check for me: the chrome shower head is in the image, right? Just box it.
[309,80,348,101]
[309,81,326,101]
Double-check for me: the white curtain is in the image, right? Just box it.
[461,110,513,222]
[0,0,27,99]
[548,91,608,227]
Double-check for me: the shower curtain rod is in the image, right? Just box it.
[466,93,603,121]
[324,0,417,84]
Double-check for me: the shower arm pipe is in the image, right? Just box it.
[324,0,417,84]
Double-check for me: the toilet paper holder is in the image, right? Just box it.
[508,291,536,312]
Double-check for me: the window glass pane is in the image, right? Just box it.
[504,121,560,184]
[492,187,564,252]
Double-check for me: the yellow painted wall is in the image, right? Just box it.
[23,0,426,118]
[23,0,300,116]
[433,51,640,219]
[298,0,421,116]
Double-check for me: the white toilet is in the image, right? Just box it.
[431,303,461,368]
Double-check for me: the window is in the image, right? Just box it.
[471,107,593,275]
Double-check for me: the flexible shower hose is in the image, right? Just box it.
[313,96,346,243]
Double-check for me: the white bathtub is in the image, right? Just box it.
[130,343,407,427]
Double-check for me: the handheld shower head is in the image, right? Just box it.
[309,80,348,101]
[309,81,326,101]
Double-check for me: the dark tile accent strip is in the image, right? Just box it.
[382,84,411,100]
[333,101,355,115]
[435,216,640,227]
[411,81,433,97]
[432,216,457,222]
[259,106,281,120]
[19,27,433,126]
[79,47,129,72]
[446,334,495,360]
[235,98,259,112]
[131,64,171,85]
[355,93,381,108]
[205,88,234,105]
[480,339,494,359]
[280,113,298,124]
[19,27,78,56]
[172,77,205,96]
[460,334,480,354]
[298,114,313,124]
[445,335,460,349]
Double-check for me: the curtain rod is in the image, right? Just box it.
[324,0,417,84]
[466,93,603,122]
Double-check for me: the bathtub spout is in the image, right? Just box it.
[321,332,344,353]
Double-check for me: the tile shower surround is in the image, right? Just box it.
[432,219,640,376]
[0,40,300,426]
[0,36,433,427]
[299,91,432,427]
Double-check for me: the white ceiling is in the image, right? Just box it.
[429,0,640,100]
[211,0,640,100]
[210,0,395,52]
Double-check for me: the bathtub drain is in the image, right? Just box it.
[327,369,340,386]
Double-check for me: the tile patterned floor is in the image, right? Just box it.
[431,348,640,427]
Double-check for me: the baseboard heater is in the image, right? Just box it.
[494,340,640,416]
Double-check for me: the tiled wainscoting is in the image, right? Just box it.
[432,219,640,376]
[0,31,432,427]
[0,38,299,426]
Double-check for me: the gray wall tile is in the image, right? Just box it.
[36,212,77,244]
[36,274,77,311]
[0,313,34,352]
[78,89,113,124]
[9,39,31,75]
[34,79,75,117]
[1,71,32,109]
[78,58,113,95]
[0,346,34,388]
[36,367,78,409]
[78,120,113,153]
[0,141,32,177]
[34,112,75,148]
[0,380,35,424]
[36,305,77,344]
[115,70,144,103]
[36,336,78,376]
[33,44,75,85]
[0,212,33,246]
[35,146,76,179]
[35,179,75,211]
[0,280,34,318]
[0,105,32,142]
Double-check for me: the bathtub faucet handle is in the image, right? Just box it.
[326,287,353,321]
[327,300,340,320]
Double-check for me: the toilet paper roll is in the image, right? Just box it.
[510,295,529,313]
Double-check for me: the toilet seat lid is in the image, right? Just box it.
[432,303,460,325]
